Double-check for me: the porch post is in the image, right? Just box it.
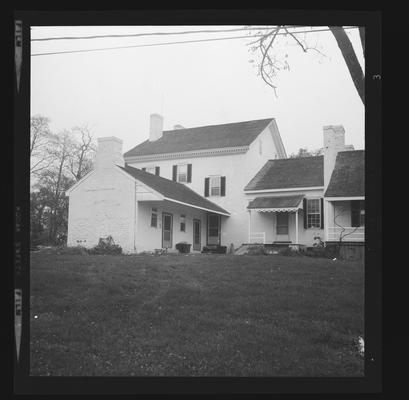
[324,200,329,242]
[248,209,251,243]
[295,209,299,244]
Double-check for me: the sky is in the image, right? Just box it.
[30,25,365,156]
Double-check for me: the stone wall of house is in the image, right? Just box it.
[67,167,136,252]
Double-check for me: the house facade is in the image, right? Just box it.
[66,115,364,253]
[66,115,287,252]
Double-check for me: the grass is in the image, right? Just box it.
[30,252,364,376]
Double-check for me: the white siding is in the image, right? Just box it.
[126,122,281,248]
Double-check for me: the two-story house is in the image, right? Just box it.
[65,115,364,254]
[66,114,287,252]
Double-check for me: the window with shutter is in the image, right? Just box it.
[306,198,321,228]
[209,176,221,196]
[177,164,188,182]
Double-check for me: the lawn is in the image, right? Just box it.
[30,252,364,376]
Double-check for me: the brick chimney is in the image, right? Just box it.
[323,125,345,190]
[94,137,124,169]
[149,113,164,141]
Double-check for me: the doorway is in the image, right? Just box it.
[276,212,290,242]
[162,212,173,248]
[193,219,201,251]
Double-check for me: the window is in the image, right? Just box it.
[150,207,158,228]
[351,200,365,227]
[145,166,155,174]
[180,214,186,232]
[177,164,187,182]
[307,199,321,228]
[210,176,221,196]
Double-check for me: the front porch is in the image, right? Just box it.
[246,194,325,247]
[324,198,365,243]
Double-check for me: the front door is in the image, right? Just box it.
[193,219,201,251]
[162,212,173,248]
[207,214,220,245]
[276,212,290,242]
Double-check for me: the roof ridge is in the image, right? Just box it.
[163,117,274,133]
[268,155,323,161]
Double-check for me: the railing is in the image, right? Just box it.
[327,226,365,242]
[249,232,266,244]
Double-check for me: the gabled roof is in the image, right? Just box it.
[248,195,304,210]
[124,118,274,158]
[245,156,324,191]
[325,150,365,197]
[118,165,230,216]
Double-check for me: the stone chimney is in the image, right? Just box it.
[149,113,164,141]
[323,125,345,190]
[173,124,185,130]
[94,136,124,169]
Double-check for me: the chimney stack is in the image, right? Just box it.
[94,137,124,169]
[149,113,164,141]
[323,125,345,190]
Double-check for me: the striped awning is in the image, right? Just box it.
[247,195,304,212]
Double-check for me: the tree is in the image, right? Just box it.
[68,124,96,181]
[30,119,96,245]
[248,25,365,104]
[289,147,323,158]
[30,115,54,177]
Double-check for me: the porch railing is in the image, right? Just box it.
[327,226,365,242]
[249,232,266,244]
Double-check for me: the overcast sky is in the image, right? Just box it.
[31,25,365,156]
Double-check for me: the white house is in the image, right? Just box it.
[66,115,286,252]
[65,115,364,253]
[245,125,365,248]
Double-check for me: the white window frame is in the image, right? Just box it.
[177,164,188,183]
[209,175,221,197]
[306,198,321,229]
[145,165,156,174]
[150,207,158,228]
[180,214,186,232]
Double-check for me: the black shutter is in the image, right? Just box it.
[220,176,226,196]
[141,167,146,171]
[187,164,192,183]
[172,165,177,181]
[351,200,360,227]
[320,198,324,229]
[204,178,209,197]
[155,166,160,176]
[303,198,307,229]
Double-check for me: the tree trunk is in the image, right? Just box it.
[358,27,365,56]
[329,26,365,105]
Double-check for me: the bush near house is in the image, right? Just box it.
[30,253,364,376]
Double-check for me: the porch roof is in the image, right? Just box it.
[247,195,304,212]
[118,165,230,216]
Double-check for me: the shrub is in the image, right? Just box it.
[175,242,191,254]
[88,236,123,255]
[246,245,266,255]
[55,245,89,255]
